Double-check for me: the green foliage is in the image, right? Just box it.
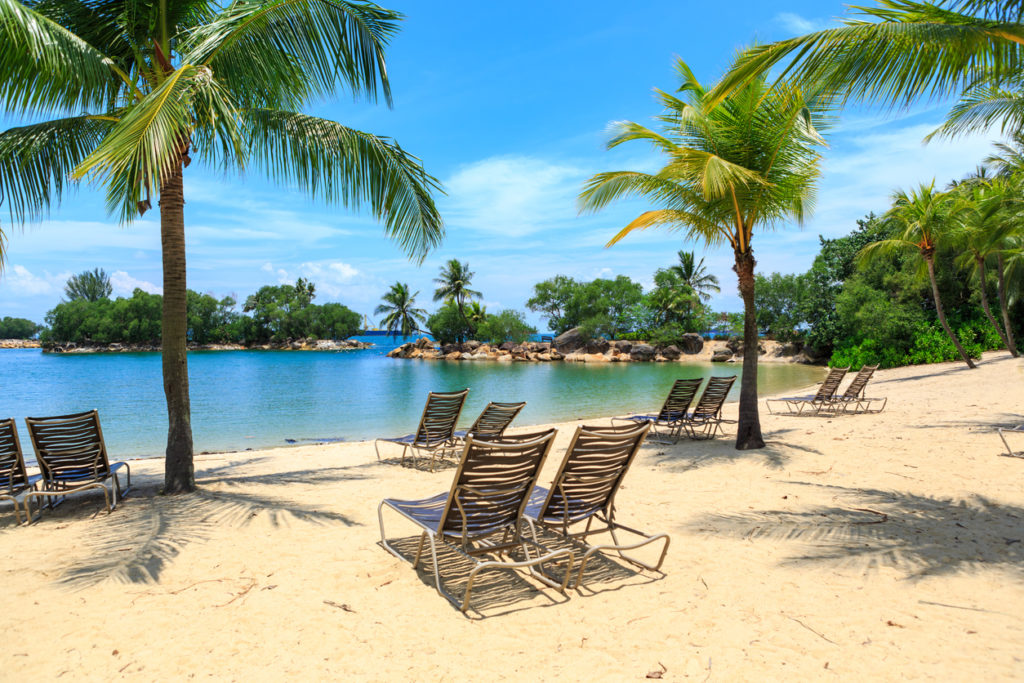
[526,275,643,336]
[0,316,41,338]
[64,267,112,302]
[426,301,472,345]
[42,280,359,345]
[754,272,808,339]
[475,309,536,344]
[375,282,427,338]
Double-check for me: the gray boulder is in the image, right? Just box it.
[711,348,733,362]
[498,341,516,352]
[630,343,656,361]
[463,340,482,351]
[659,344,681,360]
[585,338,610,354]
[554,327,585,352]
[679,333,704,354]
[613,339,633,353]
[414,336,434,349]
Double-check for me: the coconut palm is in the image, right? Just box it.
[860,182,977,368]
[578,57,832,450]
[712,1,1024,140]
[670,250,720,303]
[466,301,488,329]
[0,1,443,493]
[433,259,481,329]
[951,178,1020,356]
[375,282,427,339]
[64,267,112,302]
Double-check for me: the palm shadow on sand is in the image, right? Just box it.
[686,481,1024,579]
[43,458,367,590]
[649,428,823,472]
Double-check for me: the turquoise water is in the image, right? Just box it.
[0,337,823,460]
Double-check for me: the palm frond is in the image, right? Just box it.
[0,0,124,114]
[606,209,731,248]
[928,79,1024,139]
[0,115,113,227]
[709,1,1024,110]
[241,109,443,261]
[181,0,401,110]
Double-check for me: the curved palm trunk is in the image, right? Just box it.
[925,256,975,369]
[160,156,195,493]
[734,249,765,450]
[976,257,1012,353]
[995,253,1019,357]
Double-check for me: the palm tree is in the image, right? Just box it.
[712,1,1024,141]
[984,138,1024,353]
[433,259,481,330]
[375,282,427,339]
[64,267,112,302]
[578,57,831,450]
[951,178,1019,356]
[860,182,977,368]
[670,250,720,303]
[466,301,488,329]
[0,1,443,494]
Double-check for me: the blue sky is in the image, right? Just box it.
[0,1,998,329]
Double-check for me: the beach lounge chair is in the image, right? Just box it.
[765,366,849,416]
[453,401,526,443]
[610,378,703,444]
[998,423,1024,458]
[378,429,575,612]
[374,389,469,471]
[682,375,737,439]
[0,418,41,524]
[24,410,131,514]
[523,422,668,588]
[828,364,887,414]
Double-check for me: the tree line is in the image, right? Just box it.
[36,270,362,345]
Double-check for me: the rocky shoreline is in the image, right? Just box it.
[38,338,374,354]
[0,339,41,349]
[386,328,825,364]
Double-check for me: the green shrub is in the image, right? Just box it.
[475,309,536,344]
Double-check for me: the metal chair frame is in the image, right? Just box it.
[524,422,669,589]
[24,410,131,515]
[378,430,574,613]
[611,378,703,444]
[682,375,737,439]
[374,389,470,471]
[998,424,1024,459]
[0,418,41,524]
[766,366,849,416]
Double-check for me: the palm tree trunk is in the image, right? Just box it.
[926,256,975,369]
[160,155,195,493]
[734,249,765,450]
[977,257,1012,353]
[995,253,1019,357]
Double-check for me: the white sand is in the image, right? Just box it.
[2,352,1023,680]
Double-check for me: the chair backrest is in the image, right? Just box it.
[657,379,703,422]
[0,418,31,494]
[25,410,111,483]
[413,389,469,446]
[814,366,849,401]
[467,401,526,439]
[438,429,557,541]
[533,422,651,526]
[842,365,878,399]
[692,375,737,418]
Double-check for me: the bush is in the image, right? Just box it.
[427,302,471,344]
[475,309,536,344]
[0,316,41,338]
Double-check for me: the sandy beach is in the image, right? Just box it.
[2,352,1023,680]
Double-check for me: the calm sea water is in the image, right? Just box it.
[0,336,824,460]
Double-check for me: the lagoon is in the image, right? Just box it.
[0,337,824,460]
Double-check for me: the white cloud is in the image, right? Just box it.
[110,270,162,296]
[3,265,61,296]
[261,262,274,272]
[774,12,832,35]
[442,156,588,235]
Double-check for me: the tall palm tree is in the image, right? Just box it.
[433,259,481,330]
[712,1,1024,140]
[984,138,1024,352]
[670,250,720,303]
[861,182,977,368]
[578,57,832,450]
[951,178,1019,355]
[375,282,427,339]
[0,1,443,493]
[64,267,112,301]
